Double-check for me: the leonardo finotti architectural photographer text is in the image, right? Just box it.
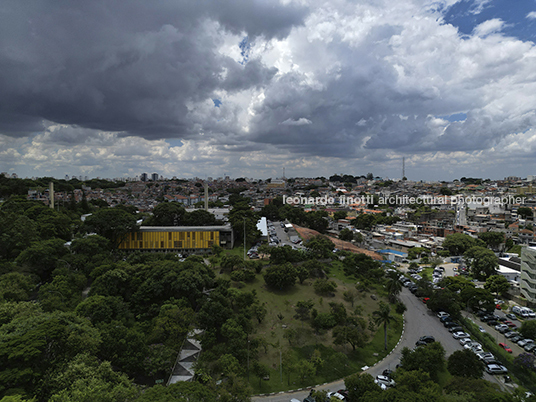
[283,194,526,206]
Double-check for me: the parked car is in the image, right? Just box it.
[453,331,470,339]
[444,321,460,328]
[476,351,495,361]
[478,326,486,333]
[499,342,513,353]
[440,316,453,323]
[485,364,508,375]
[506,313,518,321]
[525,343,536,353]
[327,391,346,400]
[459,338,473,346]
[504,331,518,339]
[463,341,481,350]
[448,326,464,333]
[418,336,436,344]
[510,334,523,343]
[518,339,534,348]
[375,375,396,389]
[437,311,449,319]
[495,324,509,332]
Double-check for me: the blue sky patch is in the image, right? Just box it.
[442,0,536,42]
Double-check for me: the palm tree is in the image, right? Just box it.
[385,271,402,303]
[373,302,397,350]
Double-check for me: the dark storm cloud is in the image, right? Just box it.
[0,0,307,138]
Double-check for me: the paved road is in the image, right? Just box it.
[253,284,509,401]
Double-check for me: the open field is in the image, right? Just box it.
[217,250,404,394]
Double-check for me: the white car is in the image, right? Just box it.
[452,331,470,339]
[327,391,345,400]
[476,352,495,361]
[463,341,481,350]
[485,364,508,375]
[459,338,473,346]
[518,339,534,347]
[375,375,396,389]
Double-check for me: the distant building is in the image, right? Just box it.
[140,173,148,182]
[520,246,536,303]
[151,173,159,181]
[267,179,286,189]
[118,225,234,253]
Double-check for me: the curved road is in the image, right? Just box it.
[253,286,506,401]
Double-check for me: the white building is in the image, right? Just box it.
[520,246,536,303]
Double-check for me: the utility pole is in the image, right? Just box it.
[243,217,246,261]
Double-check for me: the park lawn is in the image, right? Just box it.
[220,265,403,394]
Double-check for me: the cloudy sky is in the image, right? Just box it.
[1,0,536,181]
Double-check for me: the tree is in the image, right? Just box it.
[0,272,35,302]
[332,317,368,350]
[306,235,335,259]
[400,342,446,381]
[484,275,510,298]
[0,311,101,396]
[427,288,462,317]
[313,279,337,296]
[447,349,484,379]
[464,246,498,279]
[15,238,70,282]
[333,211,348,221]
[384,271,402,303]
[339,228,354,241]
[442,233,486,256]
[294,299,315,321]
[0,212,38,260]
[460,286,495,312]
[392,369,442,400]
[343,290,358,307]
[519,320,536,340]
[218,354,244,377]
[263,263,298,290]
[136,382,217,402]
[295,359,316,383]
[149,202,186,226]
[344,373,381,402]
[518,207,533,219]
[48,353,138,402]
[220,254,244,272]
[252,361,270,389]
[81,207,138,248]
[372,302,397,350]
[478,231,505,251]
[343,253,380,277]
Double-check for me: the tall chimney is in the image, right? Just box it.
[49,182,54,209]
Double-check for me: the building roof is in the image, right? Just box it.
[140,225,232,232]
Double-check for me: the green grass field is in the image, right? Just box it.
[216,248,404,394]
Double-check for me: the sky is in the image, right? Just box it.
[1,0,536,182]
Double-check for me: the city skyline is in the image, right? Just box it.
[1,0,536,181]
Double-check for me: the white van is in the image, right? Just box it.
[512,306,523,316]
[522,307,536,318]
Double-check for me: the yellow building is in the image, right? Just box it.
[118,225,234,253]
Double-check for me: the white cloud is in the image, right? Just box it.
[280,117,312,126]
[527,11,536,20]
[472,18,505,37]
